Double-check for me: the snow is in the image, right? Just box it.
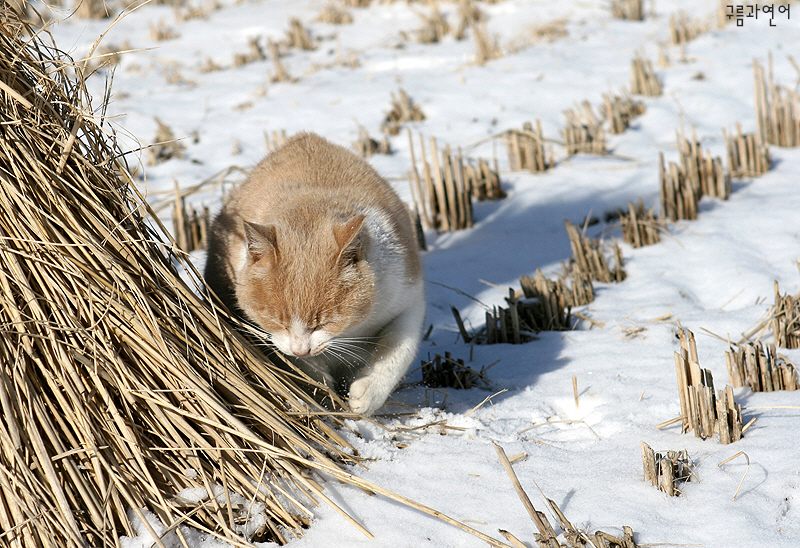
[44,0,800,546]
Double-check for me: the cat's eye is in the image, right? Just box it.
[311,320,328,332]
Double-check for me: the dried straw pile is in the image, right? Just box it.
[0,12,365,548]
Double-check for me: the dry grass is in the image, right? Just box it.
[620,199,665,248]
[316,3,353,24]
[659,150,697,221]
[454,0,483,40]
[771,280,800,348]
[471,19,502,65]
[505,18,567,53]
[469,157,504,200]
[630,55,662,96]
[562,101,606,155]
[415,1,451,44]
[406,132,502,227]
[564,220,625,283]
[420,352,492,389]
[600,93,645,134]
[452,289,544,344]
[726,341,799,391]
[286,18,316,51]
[0,17,524,548]
[724,124,771,177]
[75,0,111,19]
[754,56,800,147]
[147,117,186,164]
[521,260,595,306]
[407,131,474,232]
[267,38,293,82]
[233,37,267,67]
[504,121,553,173]
[669,11,708,45]
[494,443,642,548]
[90,41,130,71]
[641,442,693,496]
[173,0,223,23]
[353,127,391,157]
[674,328,743,444]
[0,12,390,547]
[658,122,729,224]
[611,0,643,21]
[676,125,729,200]
[382,88,426,135]
[518,270,579,331]
[149,19,180,41]
[199,55,223,72]
[171,181,210,253]
[265,128,289,152]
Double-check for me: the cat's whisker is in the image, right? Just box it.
[337,337,392,353]
[232,321,274,341]
[325,345,372,367]
[324,343,369,365]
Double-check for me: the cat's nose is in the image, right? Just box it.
[290,337,311,357]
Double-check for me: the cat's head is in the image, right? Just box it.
[234,214,375,358]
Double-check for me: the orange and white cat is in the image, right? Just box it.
[204,132,425,415]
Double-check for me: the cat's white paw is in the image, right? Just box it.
[348,378,384,416]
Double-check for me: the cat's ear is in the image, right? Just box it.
[243,221,278,265]
[333,214,366,263]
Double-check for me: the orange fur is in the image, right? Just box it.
[205,132,425,413]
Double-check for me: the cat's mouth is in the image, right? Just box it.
[288,345,327,358]
[277,338,329,358]
[270,326,334,359]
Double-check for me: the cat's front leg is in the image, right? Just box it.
[348,288,425,415]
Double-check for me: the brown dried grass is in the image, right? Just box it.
[382,88,426,135]
[504,121,553,173]
[754,56,800,147]
[630,55,662,97]
[600,93,645,134]
[724,124,771,177]
[669,11,707,46]
[611,0,643,21]
[0,11,369,548]
[316,3,353,25]
[562,101,606,156]
[771,280,800,349]
[620,199,665,248]
[726,341,799,391]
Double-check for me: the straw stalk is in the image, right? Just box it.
[406,131,503,232]
[640,442,692,496]
[753,56,800,147]
[562,101,606,155]
[673,329,743,444]
[771,280,800,348]
[563,220,625,283]
[504,121,553,173]
[630,55,662,96]
[723,124,770,177]
[619,199,664,248]
[610,0,643,20]
[726,341,799,391]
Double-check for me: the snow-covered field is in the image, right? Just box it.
[45,0,800,546]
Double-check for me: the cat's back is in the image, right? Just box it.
[228,132,405,220]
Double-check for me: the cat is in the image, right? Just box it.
[204,132,425,415]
